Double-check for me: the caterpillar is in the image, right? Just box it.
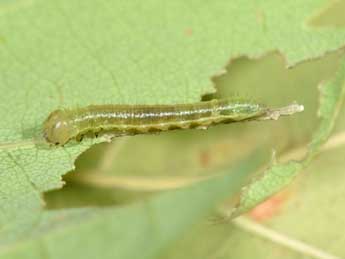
[43,99,303,145]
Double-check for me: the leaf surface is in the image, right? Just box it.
[0,0,345,255]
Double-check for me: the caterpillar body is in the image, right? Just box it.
[43,99,270,145]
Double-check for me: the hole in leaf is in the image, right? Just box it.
[44,50,343,210]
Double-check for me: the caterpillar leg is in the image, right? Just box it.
[94,130,101,138]
[76,134,84,142]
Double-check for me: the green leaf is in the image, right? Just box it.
[231,56,345,217]
[307,59,345,158]
[1,0,345,254]
[0,153,259,259]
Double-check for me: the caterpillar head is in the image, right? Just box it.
[43,109,77,145]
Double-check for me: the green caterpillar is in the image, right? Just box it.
[43,99,302,145]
